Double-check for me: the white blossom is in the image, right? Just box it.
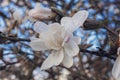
[30,10,88,70]
[112,33,120,80]
[112,47,120,80]
[13,10,23,22]
[13,9,28,24]
[28,3,56,21]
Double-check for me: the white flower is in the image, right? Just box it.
[30,10,88,70]
[13,9,27,24]
[112,33,120,80]
[13,10,23,22]
[28,3,56,21]
[112,47,120,80]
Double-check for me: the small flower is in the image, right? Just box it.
[28,3,56,21]
[13,10,23,22]
[30,10,88,70]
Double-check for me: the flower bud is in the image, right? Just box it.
[83,19,103,30]
[28,5,56,21]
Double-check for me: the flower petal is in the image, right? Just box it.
[40,29,61,50]
[62,53,73,68]
[41,50,64,70]
[48,23,67,46]
[34,21,48,33]
[72,10,88,28]
[48,23,62,33]
[40,23,66,50]
[61,17,75,32]
[29,39,48,51]
[112,55,120,80]
[64,39,79,57]
[28,6,55,20]
[72,36,81,45]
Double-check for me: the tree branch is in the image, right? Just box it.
[0,36,30,42]
[80,49,116,60]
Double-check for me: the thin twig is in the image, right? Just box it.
[103,25,118,37]
[80,49,116,60]
[0,36,30,42]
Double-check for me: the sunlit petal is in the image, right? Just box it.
[34,21,48,33]
[40,31,60,50]
[72,36,81,45]
[62,53,73,68]
[112,55,120,80]
[48,23,62,33]
[72,10,88,28]
[47,23,67,46]
[30,39,48,51]
[64,39,79,57]
[61,17,75,32]
[41,50,64,70]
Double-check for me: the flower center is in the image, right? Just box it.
[61,35,70,47]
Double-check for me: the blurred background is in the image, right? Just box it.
[0,0,120,80]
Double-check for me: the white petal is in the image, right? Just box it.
[61,32,73,47]
[29,39,48,51]
[40,31,60,50]
[48,23,62,33]
[34,21,48,33]
[73,36,81,45]
[64,39,79,57]
[27,16,37,22]
[72,10,88,28]
[28,9,37,17]
[28,7,53,20]
[41,50,64,70]
[112,55,120,80]
[48,23,67,46]
[61,17,75,32]
[62,53,73,68]
[40,23,65,50]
